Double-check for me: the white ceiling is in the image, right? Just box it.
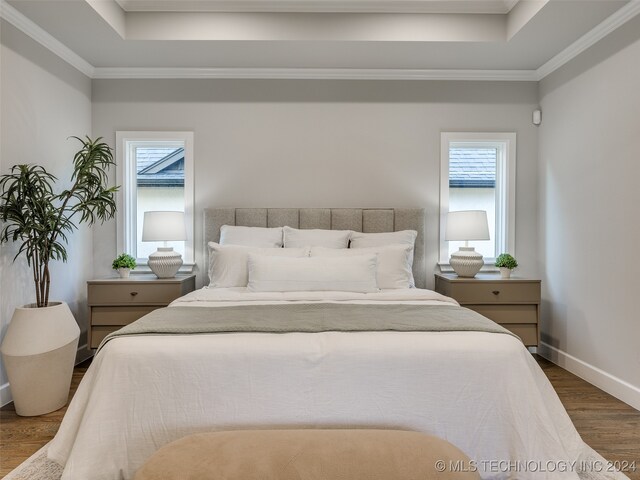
[2,0,637,78]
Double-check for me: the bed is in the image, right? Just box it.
[47,208,624,480]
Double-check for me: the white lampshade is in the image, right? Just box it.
[142,211,187,242]
[445,210,490,242]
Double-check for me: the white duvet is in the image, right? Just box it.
[48,288,616,480]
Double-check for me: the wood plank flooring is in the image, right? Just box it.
[1,355,639,478]
[536,356,640,479]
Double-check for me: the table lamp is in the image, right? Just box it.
[142,211,187,278]
[445,210,490,278]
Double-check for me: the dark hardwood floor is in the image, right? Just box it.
[536,356,640,479]
[1,355,639,478]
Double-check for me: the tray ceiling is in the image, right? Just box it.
[1,0,636,79]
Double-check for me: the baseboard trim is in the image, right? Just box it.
[0,343,94,408]
[0,381,11,407]
[74,343,93,365]
[539,342,640,412]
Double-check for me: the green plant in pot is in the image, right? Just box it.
[112,253,136,278]
[0,137,118,416]
[495,253,518,279]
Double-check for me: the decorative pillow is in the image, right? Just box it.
[349,230,417,285]
[220,225,283,248]
[349,230,418,249]
[247,254,378,293]
[283,226,351,249]
[207,243,309,288]
[311,245,413,289]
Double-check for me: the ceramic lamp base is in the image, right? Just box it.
[450,247,484,278]
[148,247,183,278]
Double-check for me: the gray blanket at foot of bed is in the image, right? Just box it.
[98,302,518,352]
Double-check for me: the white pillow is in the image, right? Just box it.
[283,226,351,249]
[207,242,309,288]
[349,230,417,248]
[247,254,379,293]
[311,245,413,289]
[349,230,417,285]
[220,225,283,248]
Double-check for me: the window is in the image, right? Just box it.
[439,132,516,266]
[116,132,194,267]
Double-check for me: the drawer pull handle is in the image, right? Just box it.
[492,290,500,295]
[130,291,138,297]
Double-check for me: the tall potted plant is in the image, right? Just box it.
[0,137,117,416]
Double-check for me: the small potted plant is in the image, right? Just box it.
[112,253,136,278]
[495,253,518,279]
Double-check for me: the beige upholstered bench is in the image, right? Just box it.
[135,429,480,480]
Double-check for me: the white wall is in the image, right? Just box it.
[0,20,92,405]
[91,79,540,289]
[538,15,640,409]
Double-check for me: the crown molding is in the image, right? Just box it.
[536,0,640,80]
[0,0,95,77]
[93,67,538,81]
[115,0,515,14]
[2,0,639,82]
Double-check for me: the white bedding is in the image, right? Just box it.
[48,288,605,479]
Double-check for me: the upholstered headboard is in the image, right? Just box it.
[204,208,426,289]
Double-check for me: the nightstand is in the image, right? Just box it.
[434,273,540,347]
[87,275,196,349]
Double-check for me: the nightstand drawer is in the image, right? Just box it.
[466,305,537,324]
[91,306,160,326]
[501,324,538,347]
[88,283,181,305]
[87,275,196,349]
[448,282,540,304]
[435,274,540,347]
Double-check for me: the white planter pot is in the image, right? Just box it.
[499,267,512,279]
[118,268,131,278]
[0,302,80,416]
